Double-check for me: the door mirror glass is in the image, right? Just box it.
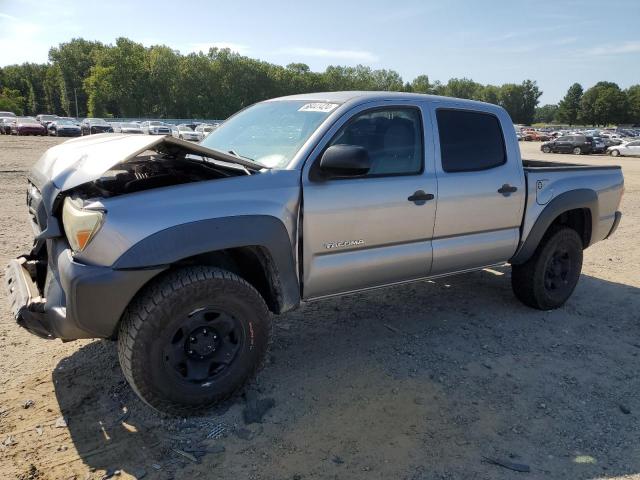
[319,145,370,177]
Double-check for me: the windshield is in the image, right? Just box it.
[178,125,192,131]
[122,123,139,128]
[58,119,76,125]
[40,115,57,121]
[201,100,339,168]
[18,117,39,124]
[88,118,108,125]
[149,121,164,126]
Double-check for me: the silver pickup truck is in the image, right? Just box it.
[5,92,624,414]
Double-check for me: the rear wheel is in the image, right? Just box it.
[118,266,271,415]
[572,147,582,155]
[511,227,583,310]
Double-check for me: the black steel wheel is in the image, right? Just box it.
[512,227,583,310]
[118,266,271,415]
[163,307,243,384]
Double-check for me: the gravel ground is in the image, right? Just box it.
[0,136,638,480]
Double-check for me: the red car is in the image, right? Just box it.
[11,117,47,136]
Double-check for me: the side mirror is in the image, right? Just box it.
[319,145,370,178]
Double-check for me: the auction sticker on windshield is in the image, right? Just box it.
[298,103,339,112]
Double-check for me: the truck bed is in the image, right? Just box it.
[520,159,624,252]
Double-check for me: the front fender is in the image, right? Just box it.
[113,215,300,312]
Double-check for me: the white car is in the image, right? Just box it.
[140,121,172,135]
[175,124,199,141]
[195,123,218,141]
[608,140,640,157]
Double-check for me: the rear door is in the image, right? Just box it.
[301,102,437,299]
[428,103,525,275]
[626,140,640,155]
[555,136,572,152]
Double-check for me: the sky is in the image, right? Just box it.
[1,0,639,104]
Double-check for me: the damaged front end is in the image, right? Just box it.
[6,134,266,340]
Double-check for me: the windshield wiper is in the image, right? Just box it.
[228,150,257,163]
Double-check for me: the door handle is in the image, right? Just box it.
[408,190,435,203]
[497,184,518,196]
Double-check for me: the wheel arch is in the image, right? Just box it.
[510,189,597,265]
[112,216,301,317]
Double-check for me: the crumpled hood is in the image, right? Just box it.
[29,133,263,192]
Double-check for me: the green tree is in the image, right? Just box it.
[49,38,105,117]
[480,85,501,105]
[534,104,559,123]
[580,82,627,126]
[625,85,640,124]
[0,88,24,114]
[498,80,541,124]
[409,75,432,93]
[443,77,482,99]
[556,83,583,125]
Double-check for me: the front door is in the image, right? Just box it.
[301,104,437,299]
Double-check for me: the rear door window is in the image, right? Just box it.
[436,109,506,172]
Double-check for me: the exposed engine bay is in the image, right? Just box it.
[74,153,249,198]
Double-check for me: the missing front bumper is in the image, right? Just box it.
[5,257,54,339]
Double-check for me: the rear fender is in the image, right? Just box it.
[510,189,597,265]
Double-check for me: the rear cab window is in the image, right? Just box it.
[436,109,506,172]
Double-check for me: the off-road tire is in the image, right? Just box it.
[511,227,583,310]
[118,266,271,416]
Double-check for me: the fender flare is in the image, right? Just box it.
[510,189,597,265]
[113,215,300,312]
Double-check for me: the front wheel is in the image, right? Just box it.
[542,146,551,153]
[572,147,582,155]
[610,149,620,157]
[511,227,583,310]
[118,266,271,416]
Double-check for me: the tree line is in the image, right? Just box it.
[0,37,636,126]
[535,82,640,126]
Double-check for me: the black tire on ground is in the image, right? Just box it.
[118,266,272,416]
[572,147,582,155]
[542,146,551,153]
[511,227,583,310]
[610,149,620,157]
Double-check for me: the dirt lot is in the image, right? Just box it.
[0,135,638,480]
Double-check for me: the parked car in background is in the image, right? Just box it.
[541,135,596,155]
[11,117,47,136]
[81,118,114,135]
[117,122,144,134]
[36,114,59,129]
[0,117,14,134]
[47,118,82,137]
[608,140,640,157]
[600,134,624,147]
[141,121,172,135]
[195,123,216,140]
[523,130,551,142]
[0,111,16,119]
[590,136,607,153]
[175,124,199,141]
